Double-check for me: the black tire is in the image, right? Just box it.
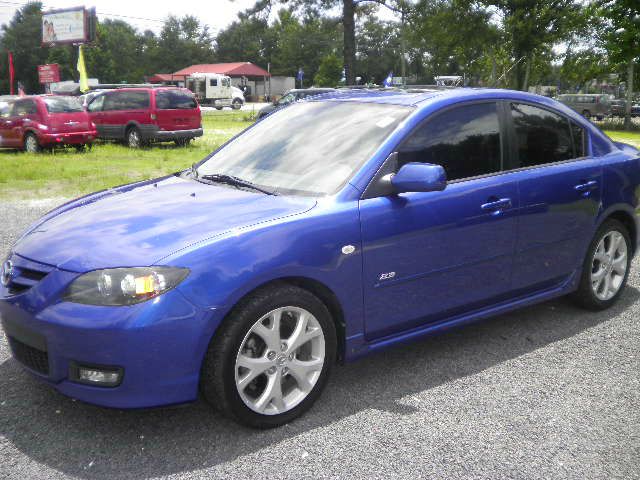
[582,110,591,120]
[232,99,242,110]
[200,283,337,428]
[24,133,40,153]
[74,144,86,152]
[126,127,145,148]
[571,219,632,310]
[215,106,223,111]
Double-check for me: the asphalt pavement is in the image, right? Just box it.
[1,199,639,480]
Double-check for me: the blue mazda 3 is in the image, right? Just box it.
[1,88,639,428]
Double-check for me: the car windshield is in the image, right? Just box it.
[43,96,84,113]
[195,101,412,196]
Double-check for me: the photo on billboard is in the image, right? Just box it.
[42,7,88,45]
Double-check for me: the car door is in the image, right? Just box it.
[359,101,519,340]
[506,102,602,293]
[0,103,16,147]
[87,94,106,136]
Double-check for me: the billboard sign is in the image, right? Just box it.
[38,64,61,84]
[42,7,88,45]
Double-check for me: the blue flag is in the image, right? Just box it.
[383,72,393,87]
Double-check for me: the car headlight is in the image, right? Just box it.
[65,267,189,306]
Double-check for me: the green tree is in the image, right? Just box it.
[596,0,640,129]
[482,0,582,90]
[0,2,48,94]
[314,52,343,85]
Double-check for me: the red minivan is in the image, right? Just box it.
[0,96,97,152]
[86,87,203,147]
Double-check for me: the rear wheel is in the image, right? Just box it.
[24,133,40,153]
[571,219,631,310]
[232,99,243,110]
[200,284,336,428]
[582,109,592,120]
[215,106,223,111]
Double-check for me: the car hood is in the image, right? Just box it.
[14,176,316,272]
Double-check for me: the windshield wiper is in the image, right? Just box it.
[198,173,278,196]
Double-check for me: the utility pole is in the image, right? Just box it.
[400,1,407,86]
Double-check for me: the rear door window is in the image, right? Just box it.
[510,103,574,167]
[13,100,38,116]
[398,102,502,181]
[103,91,150,111]
[156,90,197,110]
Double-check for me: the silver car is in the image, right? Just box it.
[557,94,611,120]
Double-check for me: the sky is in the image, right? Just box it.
[0,0,267,34]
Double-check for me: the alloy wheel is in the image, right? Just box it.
[25,135,38,152]
[591,230,628,301]
[235,306,325,415]
[128,129,140,148]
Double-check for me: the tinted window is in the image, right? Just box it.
[103,91,150,111]
[571,121,586,157]
[511,103,573,167]
[43,96,83,113]
[13,100,38,115]
[398,102,502,181]
[196,102,411,196]
[87,94,105,112]
[156,90,197,110]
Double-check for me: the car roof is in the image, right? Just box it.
[311,88,592,108]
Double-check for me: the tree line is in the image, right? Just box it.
[0,0,637,99]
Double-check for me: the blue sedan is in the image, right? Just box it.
[1,88,639,428]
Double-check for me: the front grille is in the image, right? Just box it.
[5,257,53,295]
[7,336,50,375]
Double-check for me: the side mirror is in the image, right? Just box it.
[391,162,447,193]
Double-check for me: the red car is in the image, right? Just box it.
[86,87,203,148]
[0,95,96,152]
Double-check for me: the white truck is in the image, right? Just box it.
[185,73,245,110]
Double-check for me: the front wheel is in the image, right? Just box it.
[200,284,336,428]
[232,99,243,110]
[571,219,632,310]
[126,127,145,148]
[582,110,592,120]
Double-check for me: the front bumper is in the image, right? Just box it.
[40,130,97,146]
[0,256,221,409]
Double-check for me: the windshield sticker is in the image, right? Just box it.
[376,117,396,128]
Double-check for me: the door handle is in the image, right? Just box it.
[574,180,598,192]
[481,197,512,213]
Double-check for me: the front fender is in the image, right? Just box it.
[169,198,364,340]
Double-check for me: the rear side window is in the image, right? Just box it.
[156,90,197,110]
[210,79,217,87]
[13,100,38,115]
[510,103,573,167]
[398,102,502,181]
[103,91,150,111]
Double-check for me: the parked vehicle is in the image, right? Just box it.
[557,93,611,120]
[258,88,335,118]
[0,95,96,152]
[611,99,640,118]
[185,73,245,110]
[86,87,203,147]
[2,89,639,428]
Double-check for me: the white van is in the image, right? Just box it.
[186,73,245,110]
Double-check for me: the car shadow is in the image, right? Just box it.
[1,287,637,479]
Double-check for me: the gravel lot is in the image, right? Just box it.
[1,199,639,480]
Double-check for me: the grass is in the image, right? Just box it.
[0,111,254,200]
[1,111,639,200]
[605,130,640,149]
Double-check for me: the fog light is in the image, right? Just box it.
[70,362,123,387]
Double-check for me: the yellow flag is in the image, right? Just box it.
[77,45,89,93]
